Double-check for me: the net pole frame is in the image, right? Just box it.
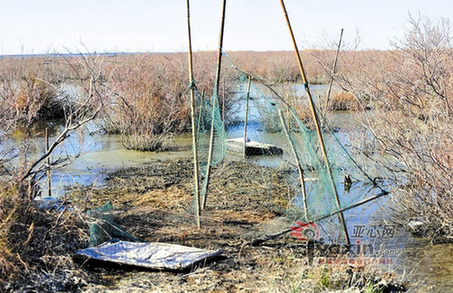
[279,0,350,245]
[201,0,227,210]
[186,0,201,228]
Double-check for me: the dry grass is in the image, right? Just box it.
[0,180,91,292]
[0,182,22,281]
[328,90,360,111]
[70,158,404,293]
[227,50,330,84]
[0,57,63,131]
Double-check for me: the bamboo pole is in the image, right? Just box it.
[45,128,51,197]
[222,76,226,126]
[279,0,350,245]
[243,76,252,159]
[326,28,344,109]
[186,0,201,228]
[278,110,308,221]
[251,190,389,246]
[201,0,227,210]
[222,77,226,156]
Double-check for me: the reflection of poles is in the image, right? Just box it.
[186,0,201,228]
[279,0,350,245]
[243,76,252,159]
[45,128,51,197]
[326,28,344,109]
[278,110,308,221]
[201,0,227,210]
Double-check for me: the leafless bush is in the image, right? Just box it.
[0,53,107,286]
[0,57,65,131]
[101,53,237,151]
[337,16,453,238]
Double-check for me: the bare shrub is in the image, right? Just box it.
[0,53,107,287]
[0,57,65,131]
[102,53,237,151]
[327,90,360,111]
[15,54,107,183]
[337,16,453,239]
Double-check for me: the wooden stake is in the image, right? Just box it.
[201,0,227,210]
[186,0,201,228]
[326,28,344,109]
[243,76,252,159]
[45,128,51,197]
[279,0,350,245]
[278,110,308,221]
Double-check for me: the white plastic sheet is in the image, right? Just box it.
[77,241,222,270]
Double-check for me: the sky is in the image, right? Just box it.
[0,0,451,55]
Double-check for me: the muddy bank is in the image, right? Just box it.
[63,158,404,292]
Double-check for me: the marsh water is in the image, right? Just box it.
[19,83,453,292]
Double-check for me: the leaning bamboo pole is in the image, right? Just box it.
[279,0,350,245]
[326,28,344,108]
[222,77,226,156]
[243,76,252,159]
[186,0,201,228]
[201,0,227,210]
[278,110,308,221]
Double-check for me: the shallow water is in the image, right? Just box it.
[43,133,192,196]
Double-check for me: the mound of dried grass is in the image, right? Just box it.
[0,182,91,292]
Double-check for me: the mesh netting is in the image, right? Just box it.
[87,201,138,246]
[189,53,387,242]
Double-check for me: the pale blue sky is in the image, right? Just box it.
[0,0,451,55]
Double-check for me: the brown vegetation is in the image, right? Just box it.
[0,179,90,292]
[335,16,453,239]
[100,52,237,151]
[0,57,61,130]
[227,50,331,84]
[0,54,108,290]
